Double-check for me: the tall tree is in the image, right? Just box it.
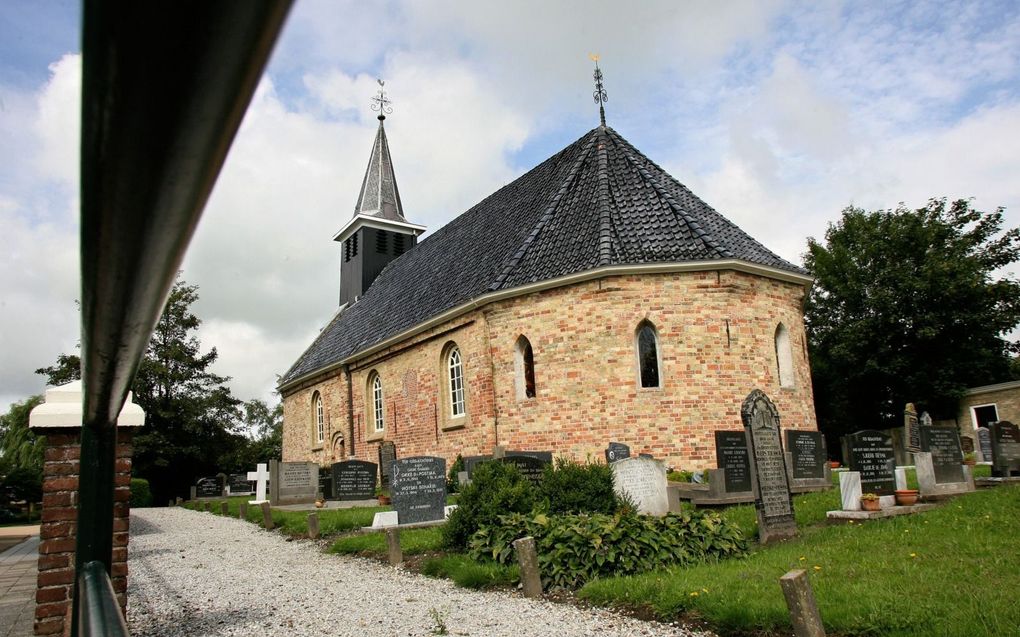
[0,395,45,505]
[805,198,1020,441]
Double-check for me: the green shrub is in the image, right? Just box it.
[446,454,465,493]
[538,458,618,515]
[130,478,153,507]
[441,460,535,550]
[469,509,748,590]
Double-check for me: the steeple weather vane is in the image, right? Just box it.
[590,53,607,127]
[371,79,393,121]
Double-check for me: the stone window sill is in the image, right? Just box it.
[441,415,468,432]
[365,430,385,443]
[311,444,323,451]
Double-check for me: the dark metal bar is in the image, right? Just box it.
[78,561,129,637]
[74,2,292,635]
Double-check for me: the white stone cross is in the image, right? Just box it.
[247,463,270,504]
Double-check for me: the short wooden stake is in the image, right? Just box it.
[220,502,229,515]
[780,569,826,637]
[385,528,402,566]
[513,536,542,598]
[176,496,182,506]
[307,513,320,540]
[260,501,274,530]
[204,502,213,512]
[239,501,248,520]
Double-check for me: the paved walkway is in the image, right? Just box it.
[0,534,39,637]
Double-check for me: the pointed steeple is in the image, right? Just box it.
[353,115,406,222]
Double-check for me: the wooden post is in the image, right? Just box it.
[307,513,320,540]
[205,501,213,512]
[168,500,174,507]
[220,501,229,515]
[513,536,542,598]
[385,528,402,566]
[239,501,248,520]
[176,496,182,506]
[779,569,826,637]
[260,501,274,530]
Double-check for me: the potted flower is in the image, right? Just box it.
[829,460,841,469]
[894,489,919,506]
[860,492,881,511]
[376,488,391,506]
[963,452,977,466]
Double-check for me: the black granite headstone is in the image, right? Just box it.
[378,441,397,489]
[463,455,492,477]
[786,430,826,480]
[506,450,554,463]
[978,427,993,463]
[227,474,253,495]
[847,430,896,495]
[317,467,333,500]
[499,455,550,485]
[990,421,1020,476]
[741,390,796,543]
[391,456,447,524]
[715,430,752,493]
[920,427,965,484]
[195,476,221,498]
[605,442,630,463]
[332,460,378,500]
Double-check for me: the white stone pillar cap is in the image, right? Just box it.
[29,380,145,429]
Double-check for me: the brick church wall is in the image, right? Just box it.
[282,269,816,471]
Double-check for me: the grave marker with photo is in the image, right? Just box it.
[605,442,630,463]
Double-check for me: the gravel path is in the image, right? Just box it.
[127,508,715,637]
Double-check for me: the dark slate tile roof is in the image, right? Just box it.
[281,126,805,385]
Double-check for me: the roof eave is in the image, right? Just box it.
[333,214,428,243]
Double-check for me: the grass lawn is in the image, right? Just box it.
[580,482,1020,636]
[183,496,386,536]
[329,526,445,556]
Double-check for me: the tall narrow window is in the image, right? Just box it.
[448,347,465,417]
[313,391,324,444]
[637,321,660,388]
[775,323,795,388]
[515,336,536,399]
[371,373,384,432]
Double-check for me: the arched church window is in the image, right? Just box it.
[775,323,795,388]
[369,372,384,432]
[515,336,536,399]
[312,391,324,445]
[448,346,466,417]
[636,321,661,388]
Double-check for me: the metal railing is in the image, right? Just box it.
[77,562,128,637]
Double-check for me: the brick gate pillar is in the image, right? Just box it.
[29,381,144,637]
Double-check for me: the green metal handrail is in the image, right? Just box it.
[77,561,129,637]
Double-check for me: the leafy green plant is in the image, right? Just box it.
[538,458,618,515]
[441,460,535,550]
[130,478,153,507]
[446,454,465,493]
[428,607,448,635]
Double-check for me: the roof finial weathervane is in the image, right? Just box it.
[371,79,393,121]
[590,53,607,127]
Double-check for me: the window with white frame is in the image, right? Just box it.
[448,346,465,417]
[370,373,384,432]
[313,391,324,444]
[775,323,795,388]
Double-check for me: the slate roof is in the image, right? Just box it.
[353,118,406,222]
[280,125,806,386]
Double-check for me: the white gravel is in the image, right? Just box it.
[127,508,715,637]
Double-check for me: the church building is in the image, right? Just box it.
[278,77,818,471]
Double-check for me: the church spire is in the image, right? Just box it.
[353,80,405,222]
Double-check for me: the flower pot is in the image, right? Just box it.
[861,497,881,512]
[378,495,391,505]
[829,461,841,469]
[963,459,976,466]
[315,499,325,509]
[894,489,919,506]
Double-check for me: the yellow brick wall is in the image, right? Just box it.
[282,269,817,471]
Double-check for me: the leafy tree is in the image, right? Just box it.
[0,395,45,505]
[805,198,1020,442]
[217,399,282,473]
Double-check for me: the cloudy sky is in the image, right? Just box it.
[3,0,1020,413]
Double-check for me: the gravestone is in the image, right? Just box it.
[318,467,333,500]
[269,459,318,506]
[611,457,668,516]
[332,460,378,501]
[786,430,826,480]
[499,454,550,485]
[920,412,933,427]
[904,403,921,453]
[714,431,752,493]
[605,442,630,463]
[990,421,1020,476]
[195,476,222,498]
[391,456,447,524]
[977,427,994,463]
[227,474,253,496]
[920,427,965,484]
[507,450,554,463]
[741,389,797,543]
[247,463,270,503]
[378,441,397,489]
[960,435,975,455]
[847,430,896,496]
[463,455,492,477]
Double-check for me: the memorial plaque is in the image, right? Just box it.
[605,442,630,463]
[847,430,896,495]
[741,390,796,542]
[714,431,752,493]
[195,476,221,498]
[904,403,921,453]
[920,427,965,484]
[978,427,993,463]
[332,460,378,501]
[463,455,492,477]
[990,421,1020,475]
[611,457,668,516]
[270,460,318,505]
[378,441,397,489]
[507,450,554,463]
[391,456,447,524]
[786,430,826,480]
[499,455,550,485]
[227,474,253,496]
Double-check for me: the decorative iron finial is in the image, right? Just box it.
[590,53,607,127]
[371,79,392,121]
